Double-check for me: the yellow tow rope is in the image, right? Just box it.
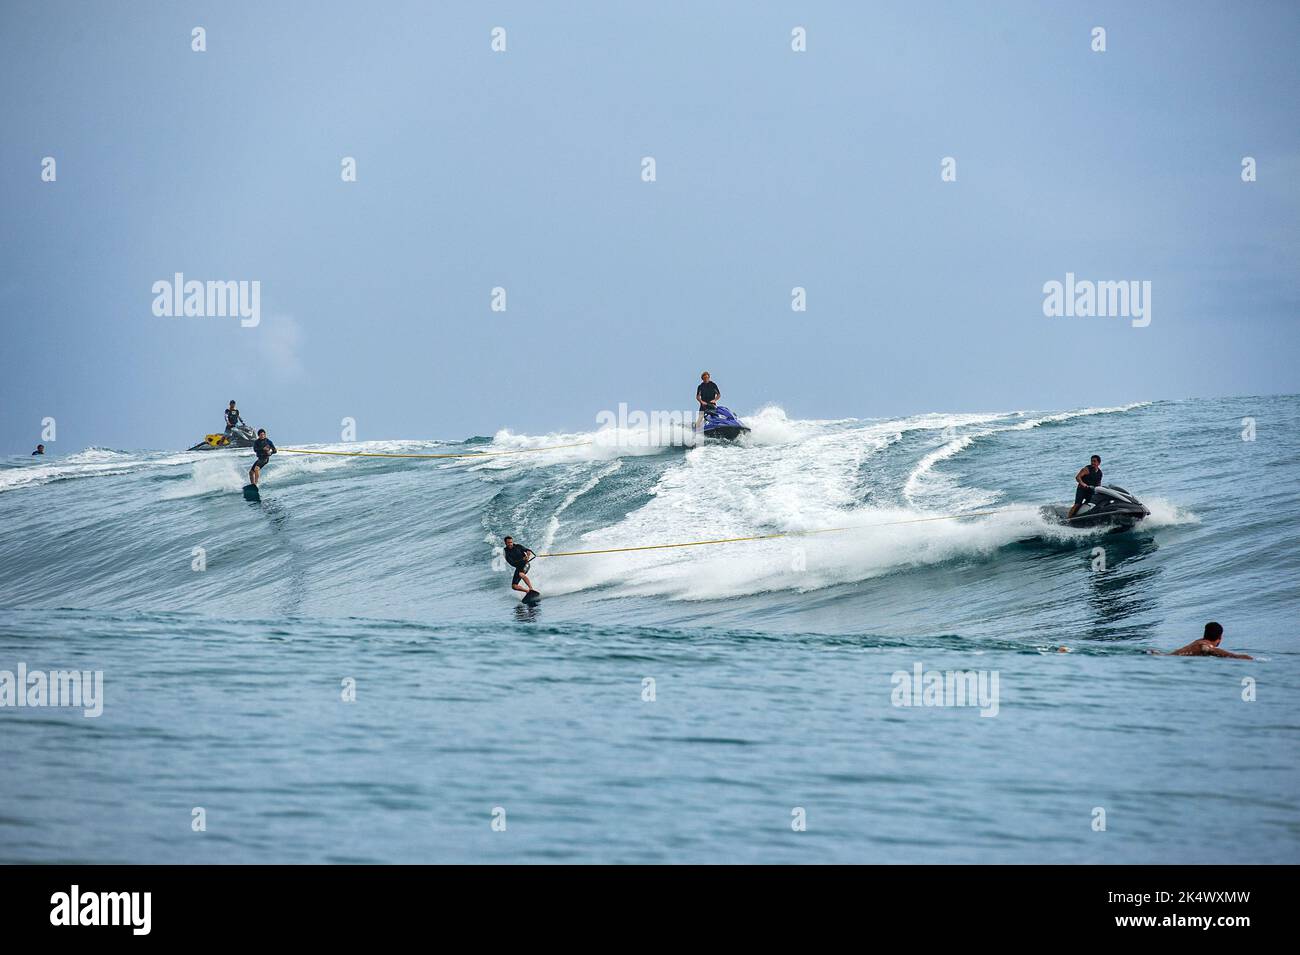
[278,441,592,459]
[536,507,1020,558]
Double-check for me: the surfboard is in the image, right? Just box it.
[242,484,261,501]
[521,590,542,604]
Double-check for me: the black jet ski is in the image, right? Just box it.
[698,405,750,441]
[1040,485,1150,529]
[188,423,257,451]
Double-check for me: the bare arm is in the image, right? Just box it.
[1075,466,1090,488]
[1207,647,1252,660]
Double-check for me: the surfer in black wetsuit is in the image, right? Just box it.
[1066,455,1103,520]
[249,429,276,486]
[694,371,721,429]
[502,536,536,596]
[32,444,45,455]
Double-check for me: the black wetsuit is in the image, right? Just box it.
[1075,464,1102,505]
[252,437,276,469]
[503,543,532,585]
[697,380,720,408]
[226,408,242,428]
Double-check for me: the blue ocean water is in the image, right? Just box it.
[1,395,1297,863]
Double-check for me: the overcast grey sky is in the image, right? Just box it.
[3,1,1298,452]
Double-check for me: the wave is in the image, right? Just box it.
[482,401,1184,602]
[2,399,1206,611]
[0,448,194,493]
[903,402,1151,508]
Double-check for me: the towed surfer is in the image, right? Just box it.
[1066,455,1103,520]
[694,371,721,429]
[249,429,276,486]
[1169,622,1252,660]
[502,536,538,599]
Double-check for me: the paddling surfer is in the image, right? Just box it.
[1169,622,1252,660]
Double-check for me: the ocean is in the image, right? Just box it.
[2,394,1297,863]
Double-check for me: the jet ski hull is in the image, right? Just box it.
[1040,485,1150,529]
[698,406,750,441]
[188,439,256,451]
[702,425,749,440]
[1039,504,1147,529]
[188,425,257,451]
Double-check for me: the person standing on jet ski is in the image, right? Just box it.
[501,536,536,596]
[224,400,245,438]
[695,371,721,429]
[248,429,276,486]
[1066,454,1103,520]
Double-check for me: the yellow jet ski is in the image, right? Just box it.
[188,423,257,451]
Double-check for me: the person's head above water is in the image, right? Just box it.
[35,444,44,452]
[1203,621,1224,643]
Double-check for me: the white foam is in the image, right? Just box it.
[541,504,1055,600]
[536,461,624,553]
[517,402,1168,601]
[1139,496,1200,529]
[159,456,250,498]
[161,444,350,499]
[0,448,198,494]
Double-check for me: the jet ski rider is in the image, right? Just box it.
[224,400,245,438]
[695,371,721,429]
[1066,455,1103,520]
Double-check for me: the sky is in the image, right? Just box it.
[2,1,1298,453]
